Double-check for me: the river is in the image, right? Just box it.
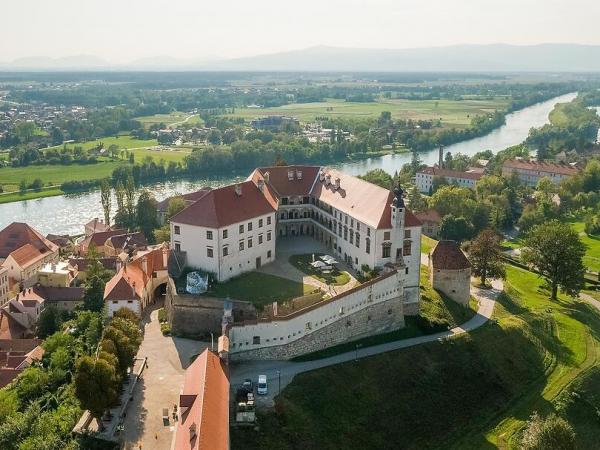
[0,92,577,235]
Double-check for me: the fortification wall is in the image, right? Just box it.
[230,295,404,360]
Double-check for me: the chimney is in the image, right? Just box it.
[141,257,148,274]
[325,174,331,185]
[162,246,168,268]
[439,146,444,168]
[131,282,136,298]
[234,184,242,196]
[264,171,270,183]
[257,179,265,192]
[319,169,325,182]
[334,177,340,191]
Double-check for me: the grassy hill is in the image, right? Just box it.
[231,266,600,449]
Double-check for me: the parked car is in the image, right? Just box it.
[257,375,268,395]
[242,378,253,391]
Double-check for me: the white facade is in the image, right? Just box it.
[2,250,59,289]
[171,212,276,282]
[107,298,141,318]
[229,270,403,353]
[0,266,9,307]
[501,165,576,187]
[415,170,478,194]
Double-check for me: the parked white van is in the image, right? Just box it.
[257,375,268,395]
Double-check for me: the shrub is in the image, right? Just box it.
[584,213,600,236]
[521,412,576,450]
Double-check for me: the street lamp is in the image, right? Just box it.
[277,370,281,395]
[355,343,362,361]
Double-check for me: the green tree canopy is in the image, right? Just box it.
[521,412,576,450]
[468,229,506,286]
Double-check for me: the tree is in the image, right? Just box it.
[124,175,136,228]
[113,307,140,324]
[522,220,586,300]
[406,185,428,213]
[359,169,393,189]
[136,189,159,242]
[74,356,118,422]
[468,229,506,286]
[83,275,105,312]
[440,215,474,242]
[36,306,60,338]
[100,179,111,226]
[167,196,186,220]
[521,412,576,450]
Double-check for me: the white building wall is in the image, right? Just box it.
[0,266,9,307]
[3,251,59,288]
[172,212,276,282]
[229,271,403,353]
[107,299,141,318]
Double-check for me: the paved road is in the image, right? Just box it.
[580,292,600,312]
[230,278,502,404]
[120,304,208,450]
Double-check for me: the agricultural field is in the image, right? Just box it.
[135,112,204,128]
[232,266,600,449]
[46,135,158,152]
[224,97,510,127]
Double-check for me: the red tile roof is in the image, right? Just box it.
[32,285,85,303]
[80,229,127,253]
[431,241,471,270]
[8,243,50,268]
[418,166,484,181]
[0,222,58,261]
[175,349,229,450]
[0,311,33,340]
[171,181,276,228]
[502,159,579,176]
[156,188,212,212]
[255,166,321,197]
[105,232,148,251]
[415,209,442,224]
[85,218,111,234]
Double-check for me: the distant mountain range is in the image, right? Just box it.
[2,44,600,72]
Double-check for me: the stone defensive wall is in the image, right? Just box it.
[228,269,406,360]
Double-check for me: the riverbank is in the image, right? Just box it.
[0,92,577,235]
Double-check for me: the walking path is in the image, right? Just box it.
[580,291,600,312]
[230,277,503,404]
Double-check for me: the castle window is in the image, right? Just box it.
[382,244,391,258]
[404,229,411,239]
[239,241,244,251]
[248,238,253,248]
[267,250,272,258]
[206,230,213,240]
[267,231,272,241]
[258,234,263,245]
[366,238,370,254]
[259,219,263,227]
[403,240,412,256]
[384,231,391,241]
[239,224,244,234]
[174,225,180,235]
[207,247,214,258]
[174,242,181,252]
[267,216,272,225]
[248,222,253,231]
[253,336,260,345]
[223,246,229,256]
[355,233,360,248]
[223,229,228,239]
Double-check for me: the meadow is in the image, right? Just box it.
[232,265,600,449]
[225,97,510,127]
[135,112,204,128]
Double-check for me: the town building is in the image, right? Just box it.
[36,261,77,287]
[84,218,111,236]
[0,266,9,307]
[415,166,484,193]
[0,223,60,289]
[501,159,579,187]
[30,285,85,311]
[173,349,229,450]
[250,115,299,130]
[170,166,422,306]
[429,241,471,306]
[415,209,442,239]
[1,289,45,334]
[0,336,43,388]
[104,232,148,257]
[76,229,127,256]
[68,256,117,282]
[156,188,212,225]
[103,244,169,317]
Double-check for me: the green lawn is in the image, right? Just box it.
[570,221,600,272]
[232,266,600,450]
[207,272,316,310]
[421,235,438,254]
[288,254,351,286]
[225,97,509,127]
[46,135,157,152]
[0,186,64,204]
[135,112,204,128]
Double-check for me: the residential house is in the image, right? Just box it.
[37,261,77,287]
[156,188,212,225]
[103,244,170,317]
[0,222,60,289]
[0,336,43,388]
[31,285,85,312]
[68,256,117,282]
[415,166,483,194]
[76,229,127,256]
[84,218,111,236]
[415,209,442,239]
[174,349,229,450]
[501,159,579,187]
[104,232,148,257]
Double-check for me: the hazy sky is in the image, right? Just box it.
[2,0,600,62]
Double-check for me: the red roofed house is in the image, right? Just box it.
[415,166,484,194]
[174,349,229,450]
[429,240,472,305]
[415,209,442,239]
[502,158,579,187]
[156,188,213,225]
[84,217,111,236]
[170,166,423,307]
[104,243,170,317]
[76,229,127,256]
[0,336,44,388]
[0,222,59,289]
